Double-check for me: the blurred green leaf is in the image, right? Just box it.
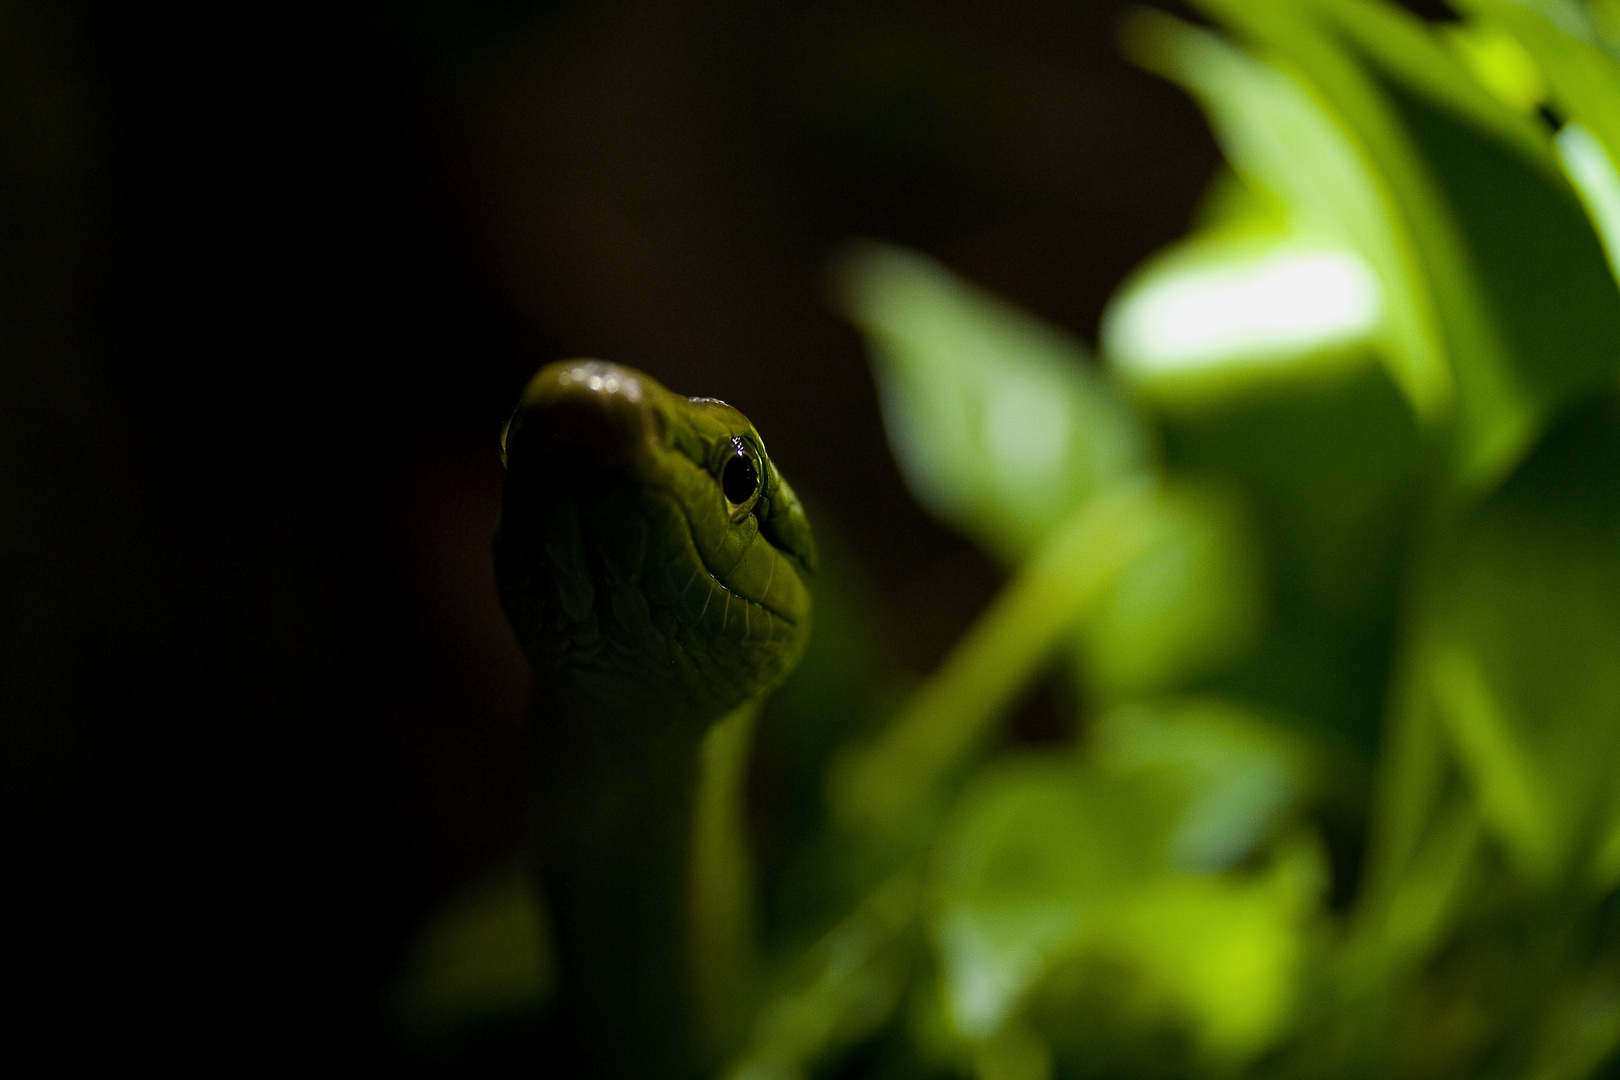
[1045,841,1320,1068]
[1596,0,1620,52]
[1432,396,1620,883]
[1555,122,1620,283]
[1156,361,1423,750]
[1102,225,1385,396]
[1370,60,1620,489]
[928,704,1322,1063]
[1445,20,1550,113]
[806,3,1620,1076]
[1080,483,1264,700]
[1428,643,1558,880]
[1461,0,1620,270]
[930,757,1166,1040]
[971,1020,1054,1080]
[1202,0,1620,491]
[1122,7,1455,423]
[1191,165,1284,232]
[1495,0,1608,46]
[1330,8,1534,482]
[1091,700,1310,873]
[835,241,1149,563]
[1320,0,1555,157]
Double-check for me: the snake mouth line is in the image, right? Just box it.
[664,492,800,628]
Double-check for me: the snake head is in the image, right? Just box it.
[495,360,814,733]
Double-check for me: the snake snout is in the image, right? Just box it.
[503,359,665,468]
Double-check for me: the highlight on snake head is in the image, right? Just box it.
[493,359,814,733]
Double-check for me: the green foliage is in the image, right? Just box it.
[929,703,1319,1057]
[396,1,1620,1076]
[783,1,1620,1076]
[836,242,1149,564]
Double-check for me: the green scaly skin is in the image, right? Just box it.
[494,360,815,1079]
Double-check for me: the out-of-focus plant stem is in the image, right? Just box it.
[831,481,1167,847]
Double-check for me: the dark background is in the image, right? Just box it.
[1,0,1236,1065]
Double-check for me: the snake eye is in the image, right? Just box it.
[722,438,761,506]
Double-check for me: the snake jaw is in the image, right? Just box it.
[667,493,801,629]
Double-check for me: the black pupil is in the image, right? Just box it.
[722,441,759,505]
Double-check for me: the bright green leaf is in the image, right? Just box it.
[1305,0,1620,490]
[1446,21,1550,112]
[929,739,1320,1064]
[1183,0,1611,492]
[1316,0,1556,162]
[1090,843,1321,1064]
[929,758,1167,1039]
[835,241,1148,563]
[1556,122,1620,283]
[1123,7,1454,424]
[1091,700,1309,873]
[1463,0,1620,264]
[1102,226,1384,392]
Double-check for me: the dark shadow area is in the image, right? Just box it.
[2,0,1220,1065]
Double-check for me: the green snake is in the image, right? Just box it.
[495,360,816,1078]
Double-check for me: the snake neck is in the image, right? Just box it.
[532,691,760,1079]
[495,361,813,1077]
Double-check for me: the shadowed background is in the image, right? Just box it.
[0,0,1231,1064]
